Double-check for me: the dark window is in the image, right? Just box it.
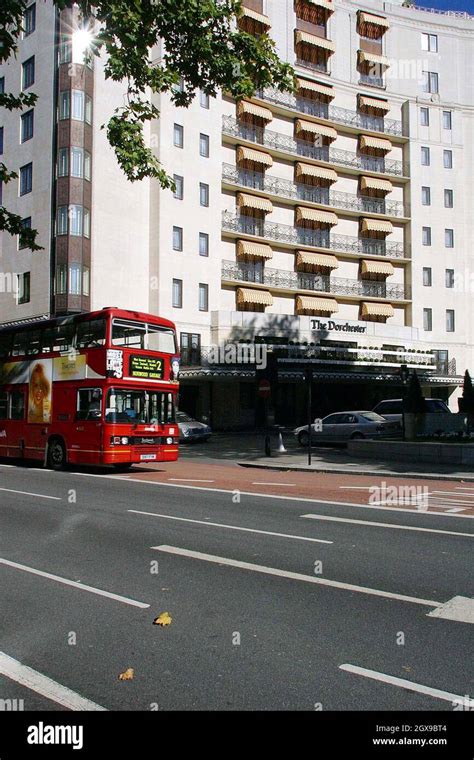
[20,163,33,195]
[0,391,7,419]
[17,272,30,304]
[19,218,32,249]
[0,331,13,358]
[21,109,34,142]
[444,189,453,208]
[76,388,102,420]
[10,391,25,420]
[198,283,208,312]
[173,175,184,200]
[200,91,210,109]
[173,123,184,148]
[446,310,455,332]
[421,186,430,206]
[200,182,209,207]
[442,111,452,130]
[445,269,454,289]
[172,278,182,308]
[420,107,429,126]
[422,227,431,246]
[445,229,454,248]
[0,127,3,155]
[0,77,4,95]
[199,232,209,257]
[76,319,106,349]
[180,333,201,365]
[443,150,452,169]
[423,308,432,332]
[111,320,146,349]
[421,146,430,166]
[199,133,209,157]
[41,322,75,353]
[173,226,183,251]
[423,267,432,287]
[22,56,35,89]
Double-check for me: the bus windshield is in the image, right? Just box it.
[105,388,175,424]
[111,320,176,353]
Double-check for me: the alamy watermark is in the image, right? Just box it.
[369,480,429,510]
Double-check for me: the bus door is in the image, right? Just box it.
[71,387,104,465]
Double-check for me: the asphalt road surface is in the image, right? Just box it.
[0,460,473,712]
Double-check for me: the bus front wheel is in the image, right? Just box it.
[47,438,67,471]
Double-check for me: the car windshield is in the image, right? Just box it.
[360,412,385,422]
[105,389,175,424]
[426,400,449,412]
[176,411,193,422]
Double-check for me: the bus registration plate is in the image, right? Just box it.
[140,453,157,461]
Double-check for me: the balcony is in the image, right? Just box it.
[222,164,408,218]
[359,73,385,89]
[253,87,404,137]
[222,212,408,259]
[222,116,409,178]
[295,57,328,74]
[222,260,410,301]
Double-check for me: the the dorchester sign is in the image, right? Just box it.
[311,318,367,334]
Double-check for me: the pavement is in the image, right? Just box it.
[0,452,473,714]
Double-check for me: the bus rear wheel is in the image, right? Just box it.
[47,438,67,471]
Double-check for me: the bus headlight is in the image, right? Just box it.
[111,436,129,445]
[121,437,129,445]
[166,437,173,444]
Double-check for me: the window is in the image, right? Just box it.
[173,174,184,200]
[421,186,430,206]
[180,333,201,364]
[85,94,92,124]
[442,110,452,130]
[172,225,183,251]
[444,189,453,208]
[173,123,183,148]
[0,127,3,155]
[200,91,210,109]
[55,264,67,294]
[0,77,4,95]
[76,388,102,420]
[57,205,89,236]
[198,283,208,312]
[22,57,35,89]
[421,146,430,166]
[23,4,36,36]
[59,147,90,180]
[420,107,429,126]
[72,90,85,120]
[446,310,455,332]
[445,269,454,289]
[421,33,437,52]
[199,232,209,257]
[173,76,184,94]
[445,228,454,248]
[69,263,82,295]
[83,208,90,238]
[199,182,209,207]
[10,392,25,420]
[172,278,182,308]
[19,217,31,250]
[57,206,68,235]
[21,109,34,142]
[17,272,30,304]
[70,205,84,236]
[0,392,7,419]
[59,91,70,120]
[443,150,452,169]
[422,227,431,246]
[82,267,90,297]
[423,308,432,332]
[421,71,438,94]
[199,133,209,157]
[19,163,32,195]
[58,35,72,64]
[423,267,432,287]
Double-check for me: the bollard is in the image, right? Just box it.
[277,431,286,453]
[264,434,272,457]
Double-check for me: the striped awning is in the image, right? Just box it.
[358,12,390,30]
[296,206,338,226]
[237,288,273,306]
[236,145,273,167]
[359,134,392,153]
[358,50,390,68]
[237,100,273,123]
[296,295,339,314]
[358,95,390,114]
[296,78,334,100]
[361,259,394,277]
[360,176,393,193]
[237,240,273,260]
[295,30,335,53]
[295,119,337,142]
[240,6,271,28]
[361,301,394,318]
[296,251,339,270]
[295,163,338,183]
[305,0,334,11]
[237,192,273,214]
[361,218,393,235]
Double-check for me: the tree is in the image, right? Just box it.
[404,370,425,414]
[1,0,294,250]
[460,369,474,414]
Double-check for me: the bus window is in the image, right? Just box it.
[111,320,146,349]
[77,388,102,420]
[147,325,177,354]
[76,319,106,349]
[26,330,42,355]
[42,322,75,353]
[12,330,31,356]
[0,331,13,359]
[0,392,7,419]
[10,391,25,420]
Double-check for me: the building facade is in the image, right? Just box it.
[1,0,473,427]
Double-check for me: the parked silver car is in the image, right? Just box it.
[177,411,212,443]
[372,398,451,423]
[294,411,401,446]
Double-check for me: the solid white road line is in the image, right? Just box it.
[0,652,107,711]
[168,478,215,483]
[430,490,474,496]
[300,513,473,538]
[129,509,333,544]
[339,664,474,707]
[252,482,296,486]
[0,487,61,500]
[153,545,441,607]
[0,558,150,608]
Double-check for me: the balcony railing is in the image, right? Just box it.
[295,58,329,74]
[222,116,409,177]
[222,260,410,300]
[254,87,404,137]
[222,212,408,258]
[222,164,408,217]
[359,74,385,89]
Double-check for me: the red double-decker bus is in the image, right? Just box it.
[0,307,180,470]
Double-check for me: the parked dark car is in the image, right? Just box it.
[294,411,400,446]
[372,398,451,423]
[176,411,212,442]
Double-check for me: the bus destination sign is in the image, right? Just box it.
[129,355,164,380]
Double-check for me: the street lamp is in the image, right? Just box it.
[399,363,409,441]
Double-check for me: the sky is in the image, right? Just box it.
[416,0,474,13]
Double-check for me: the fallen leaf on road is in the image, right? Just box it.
[118,668,134,681]
[154,612,172,626]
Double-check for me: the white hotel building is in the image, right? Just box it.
[0,0,473,427]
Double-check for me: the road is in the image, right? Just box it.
[0,455,473,712]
